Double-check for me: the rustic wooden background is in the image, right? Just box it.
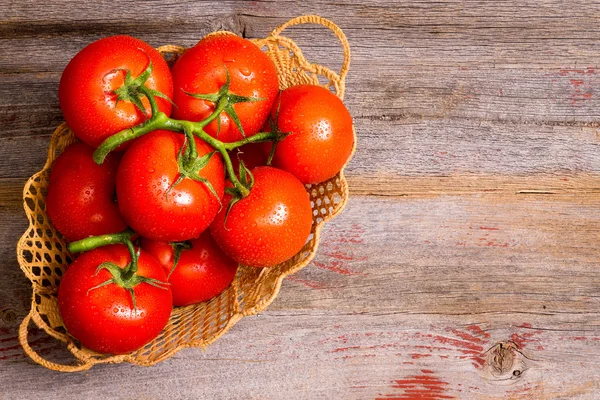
[2,1,600,398]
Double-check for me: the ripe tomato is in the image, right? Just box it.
[59,35,173,148]
[268,84,354,184]
[141,231,238,306]
[58,244,172,354]
[210,166,312,267]
[116,130,224,241]
[171,34,279,142]
[46,142,127,242]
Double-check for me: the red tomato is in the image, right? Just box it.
[116,130,224,241]
[59,35,173,148]
[171,34,279,142]
[210,166,312,268]
[268,85,354,184]
[46,142,127,242]
[141,231,238,306]
[58,244,172,354]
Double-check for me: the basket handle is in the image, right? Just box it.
[19,312,92,372]
[270,15,351,84]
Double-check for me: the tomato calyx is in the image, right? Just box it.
[107,52,173,117]
[182,68,265,139]
[164,128,222,206]
[168,241,192,279]
[68,229,170,313]
[223,160,254,227]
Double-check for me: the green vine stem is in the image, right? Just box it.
[68,228,135,254]
[93,97,278,198]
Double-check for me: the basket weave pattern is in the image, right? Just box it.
[17,15,353,372]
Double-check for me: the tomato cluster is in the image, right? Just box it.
[48,34,353,355]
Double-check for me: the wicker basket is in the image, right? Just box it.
[17,15,354,372]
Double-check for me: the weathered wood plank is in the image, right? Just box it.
[7,312,600,399]
[3,194,600,399]
[2,0,600,398]
[2,119,600,181]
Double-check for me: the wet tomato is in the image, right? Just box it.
[210,166,312,268]
[59,35,173,148]
[46,142,127,242]
[142,231,238,306]
[268,84,354,184]
[58,244,172,354]
[116,130,224,241]
[171,34,279,142]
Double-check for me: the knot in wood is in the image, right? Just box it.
[482,341,529,382]
[490,342,516,375]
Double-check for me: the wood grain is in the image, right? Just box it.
[2,0,600,399]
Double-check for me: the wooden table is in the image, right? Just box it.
[2,1,600,398]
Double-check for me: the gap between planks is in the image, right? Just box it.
[3,174,600,208]
[347,174,600,197]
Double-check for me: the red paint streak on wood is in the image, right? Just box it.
[559,335,592,341]
[333,223,365,244]
[322,250,367,261]
[313,260,365,276]
[286,275,327,289]
[411,353,432,359]
[449,329,487,345]
[479,226,500,231]
[510,323,544,349]
[466,325,491,338]
[315,223,366,276]
[427,334,485,368]
[570,79,585,86]
[486,241,508,247]
[559,69,587,76]
[423,325,490,369]
[376,370,455,400]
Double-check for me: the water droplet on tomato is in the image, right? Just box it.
[148,168,155,173]
[240,67,251,77]
[223,56,235,63]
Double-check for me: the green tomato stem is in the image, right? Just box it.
[93,112,169,164]
[68,228,135,254]
[223,131,278,151]
[121,239,139,280]
[93,91,275,198]
[139,85,160,118]
[196,96,228,129]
